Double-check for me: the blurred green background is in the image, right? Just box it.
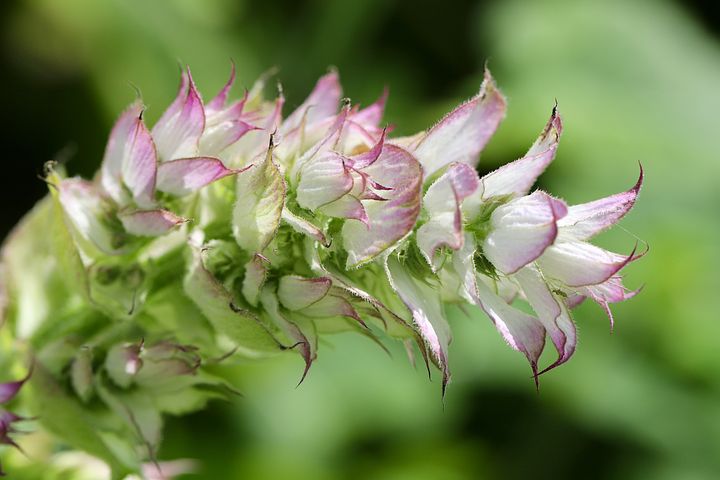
[1,0,719,478]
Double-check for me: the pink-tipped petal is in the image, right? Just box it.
[413,69,506,178]
[417,163,481,265]
[558,165,643,241]
[101,102,158,208]
[475,106,562,202]
[351,87,388,127]
[347,129,386,170]
[537,241,637,288]
[206,63,236,113]
[118,209,186,237]
[157,157,240,196]
[152,68,206,161]
[515,266,576,373]
[278,276,332,311]
[260,288,316,385]
[474,280,546,379]
[483,191,568,274]
[343,145,423,267]
[385,255,452,395]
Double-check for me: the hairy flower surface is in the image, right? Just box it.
[0,65,643,477]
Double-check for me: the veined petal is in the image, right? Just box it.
[412,69,506,178]
[282,71,342,133]
[278,276,332,311]
[118,209,186,236]
[474,280,545,379]
[483,191,568,274]
[417,163,480,265]
[157,157,240,196]
[514,265,576,373]
[558,165,643,241]
[101,102,157,208]
[296,152,354,210]
[385,255,452,394]
[152,68,206,161]
[281,208,329,246]
[473,106,562,204]
[537,241,636,287]
[233,149,286,253]
[343,144,423,267]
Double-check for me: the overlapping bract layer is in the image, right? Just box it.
[0,65,643,476]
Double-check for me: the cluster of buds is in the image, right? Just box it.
[0,65,642,476]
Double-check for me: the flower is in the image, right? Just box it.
[0,64,644,474]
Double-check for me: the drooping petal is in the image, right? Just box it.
[233,149,286,253]
[296,151,354,210]
[385,255,452,394]
[101,102,157,208]
[474,280,545,380]
[156,157,240,196]
[412,69,506,178]
[343,144,423,267]
[483,191,568,274]
[260,287,316,385]
[152,68,206,161]
[282,71,342,133]
[537,241,637,288]
[579,276,642,329]
[472,106,562,206]
[278,276,332,311]
[514,265,576,373]
[558,165,643,241]
[118,209,186,236]
[417,163,481,265]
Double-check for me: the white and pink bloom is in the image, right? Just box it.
[0,65,644,475]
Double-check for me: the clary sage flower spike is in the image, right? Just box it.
[0,65,643,477]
